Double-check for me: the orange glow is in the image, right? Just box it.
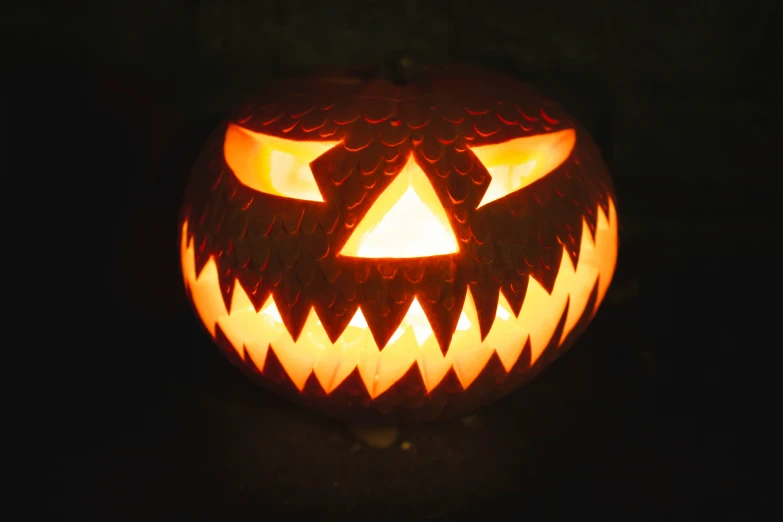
[340,156,459,258]
[181,200,618,398]
[471,129,576,208]
[223,123,340,202]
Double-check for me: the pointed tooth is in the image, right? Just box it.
[361,296,412,351]
[233,295,278,369]
[362,326,418,398]
[181,221,229,337]
[188,257,227,337]
[450,336,493,390]
[357,347,379,394]
[416,292,463,356]
[405,298,435,346]
[469,281,500,340]
[299,310,338,392]
[447,289,491,389]
[267,308,322,391]
[416,336,451,392]
[312,309,366,393]
[180,221,191,289]
[559,221,600,345]
[314,298,360,345]
[272,289,310,342]
[228,279,256,316]
[355,308,382,393]
[243,343,270,373]
[594,199,618,311]
[487,293,529,372]
[522,273,569,365]
[500,278,528,317]
[216,281,263,358]
[311,349,342,393]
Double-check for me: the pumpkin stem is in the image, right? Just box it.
[382,54,423,85]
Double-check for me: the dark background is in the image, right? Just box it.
[7,1,778,520]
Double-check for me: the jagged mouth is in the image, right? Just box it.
[181,200,617,399]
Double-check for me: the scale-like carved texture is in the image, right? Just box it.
[182,65,613,357]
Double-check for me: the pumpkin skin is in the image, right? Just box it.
[180,64,618,422]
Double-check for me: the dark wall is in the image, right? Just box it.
[6,1,780,186]
[7,1,779,321]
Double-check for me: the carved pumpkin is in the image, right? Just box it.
[180,64,618,422]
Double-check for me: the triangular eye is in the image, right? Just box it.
[471,129,576,208]
[223,123,340,202]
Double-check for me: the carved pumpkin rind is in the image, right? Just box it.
[210,279,599,423]
[180,64,618,421]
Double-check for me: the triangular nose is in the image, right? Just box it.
[340,157,458,258]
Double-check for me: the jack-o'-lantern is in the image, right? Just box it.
[180,63,618,422]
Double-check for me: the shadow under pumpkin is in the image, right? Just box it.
[178,66,619,422]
